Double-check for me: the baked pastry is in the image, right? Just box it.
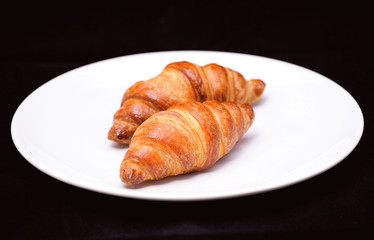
[108,61,265,144]
[120,100,255,186]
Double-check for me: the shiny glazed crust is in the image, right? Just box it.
[120,100,255,186]
[108,61,265,144]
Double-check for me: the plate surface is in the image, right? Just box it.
[11,51,364,201]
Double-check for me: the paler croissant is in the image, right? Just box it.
[108,61,265,144]
[120,100,255,186]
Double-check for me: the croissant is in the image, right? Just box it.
[108,61,265,144]
[120,100,255,186]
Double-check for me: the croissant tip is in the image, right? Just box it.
[107,124,135,144]
[252,79,266,94]
[241,103,255,122]
[246,79,266,104]
[120,160,146,186]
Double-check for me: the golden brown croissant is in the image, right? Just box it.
[108,61,265,144]
[120,100,255,186]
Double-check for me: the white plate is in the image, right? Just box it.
[11,51,364,201]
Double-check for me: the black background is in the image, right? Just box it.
[2,1,373,239]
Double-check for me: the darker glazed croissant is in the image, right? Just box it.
[108,61,265,144]
[120,100,255,186]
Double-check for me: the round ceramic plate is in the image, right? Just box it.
[11,51,364,201]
